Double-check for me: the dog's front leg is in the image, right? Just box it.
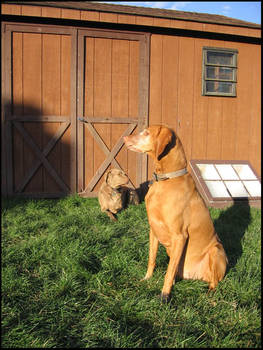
[142,229,159,280]
[161,232,188,302]
[106,210,117,221]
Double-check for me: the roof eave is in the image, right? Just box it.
[2,1,261,29]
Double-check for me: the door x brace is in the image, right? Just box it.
[78,117,137,193]
[14,121,70,193]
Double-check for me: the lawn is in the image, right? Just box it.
[1,195,261,348]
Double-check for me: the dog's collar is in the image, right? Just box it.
[152,168,187,182]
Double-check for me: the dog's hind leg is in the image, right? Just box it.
[207,243,228,290]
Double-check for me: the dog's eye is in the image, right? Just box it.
[140,129,149,136]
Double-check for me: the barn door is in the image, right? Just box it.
[77,29,149,196]
[3,23,77,197]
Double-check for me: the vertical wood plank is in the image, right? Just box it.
[205,40,225,160]
[23,33,42,115]
[128,40,139,186]
[77,33,84,192]
[12,33,23,115]
[234,42,251,163]
[221,41,238,161]
[1,23,7,195]
[206,97,223,160]
[128,41,139,120]
[70,29,77,193]
[42,33,61,192]
[248,44,261,176]
[84,37,95,190]
[148,34,163,178]
[12,32,24,191]
[93,37,112,191]
[138,34,150,183]
[23,32,42,192]
[112,39,129,175]
[191,38,210,160]
[162,35,180,132]
[60,34,71,189]
[3,27,13,195]
[176,36,195,161]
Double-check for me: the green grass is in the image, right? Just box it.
[1,195,261,348]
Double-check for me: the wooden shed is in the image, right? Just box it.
[1,1,261,200]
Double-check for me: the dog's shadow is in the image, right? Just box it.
[213,198,251,273]
[136,181,151,203]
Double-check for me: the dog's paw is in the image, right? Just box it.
[159,293,171,303]
[140,273,152,282]
[106,211,117,221]
[140,276,148,282]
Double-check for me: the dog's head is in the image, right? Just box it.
[123,125,175,160]
[105,169,129,189]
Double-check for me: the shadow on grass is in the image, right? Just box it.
[213,198,251,273]
[105,305,159,348]
[1,196,30,211]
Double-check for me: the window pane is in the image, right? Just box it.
[205,181,230,198]
[206,67,234,80]
[232,164,257,180]
[215,164,239,180]
[206,81,233,93]
[207,51,234,65]
[224,181,249,197]
[243,180,261,197]
[197,164,220,180]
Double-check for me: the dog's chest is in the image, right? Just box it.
[111,189,124,204]
[145,184,173,245]
[145,181,174,205]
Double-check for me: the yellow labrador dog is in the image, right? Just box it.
[124,125,228,302]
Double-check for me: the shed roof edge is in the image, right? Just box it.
[2,1,261,29]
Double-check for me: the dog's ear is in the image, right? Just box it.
[105,170,112,184]
[156,127,173,159]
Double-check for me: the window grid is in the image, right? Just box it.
[202,47,238,97]
[190,160,261,207]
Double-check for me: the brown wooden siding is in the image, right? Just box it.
[2,23,149,197]
[1,3,261,198]
[148,34,261,177]
[1,3,261,38]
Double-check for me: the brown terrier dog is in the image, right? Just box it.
[124,125,227,302]
[98,168,139,221]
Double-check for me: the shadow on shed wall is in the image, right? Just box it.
[2,102,72,197]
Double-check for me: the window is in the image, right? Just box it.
[202,47,238,97]
[190,160,261,208]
